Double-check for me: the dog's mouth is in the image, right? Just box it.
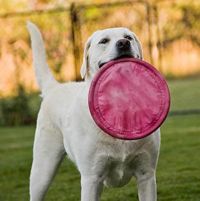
[98,54,136,68]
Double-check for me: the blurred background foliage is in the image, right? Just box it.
[0,0,200,126]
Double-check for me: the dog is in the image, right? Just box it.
[27,22,160,201]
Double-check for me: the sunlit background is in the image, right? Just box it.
[0,0,200,97]
[0,0,198,124]
[0,0,200,200]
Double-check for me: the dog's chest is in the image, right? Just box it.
[103,155,135,187]
[96,139,148,188]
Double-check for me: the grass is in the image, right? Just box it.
[0,77,200,200]
[168,77,200,111]
[0,115,200,201]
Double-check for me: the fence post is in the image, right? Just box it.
[70,3,82,81]
[153,5,163,73]
[146,3,153,64]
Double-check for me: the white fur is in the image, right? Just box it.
[27,21,160,201]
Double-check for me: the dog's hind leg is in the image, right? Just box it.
[29,115,65,201]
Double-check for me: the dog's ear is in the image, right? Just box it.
[80,37,92,79]
[134,35,143,60]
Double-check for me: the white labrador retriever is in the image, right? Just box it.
[27,22,160,201]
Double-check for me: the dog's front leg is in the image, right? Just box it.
[136,171,157,201]
[81,175,103,201]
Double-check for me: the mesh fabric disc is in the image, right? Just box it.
[88,58,170,140]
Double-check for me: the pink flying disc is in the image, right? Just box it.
[88,58,170,140]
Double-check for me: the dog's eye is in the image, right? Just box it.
[99,38,110,44]
[124,35,133,41]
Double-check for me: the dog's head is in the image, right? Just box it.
[80,27,143,79]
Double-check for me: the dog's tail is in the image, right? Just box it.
[27,21,58,97]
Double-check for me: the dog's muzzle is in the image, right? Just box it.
[116,39,131,52]
[115,39,133,59]
[98,39,134,68]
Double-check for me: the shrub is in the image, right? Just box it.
[0,86,41,126]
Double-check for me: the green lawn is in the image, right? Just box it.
[0,114,200,201]
[168,77,200,111]
[0,77,200,200]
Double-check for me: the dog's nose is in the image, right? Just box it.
[116,39,131,51]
